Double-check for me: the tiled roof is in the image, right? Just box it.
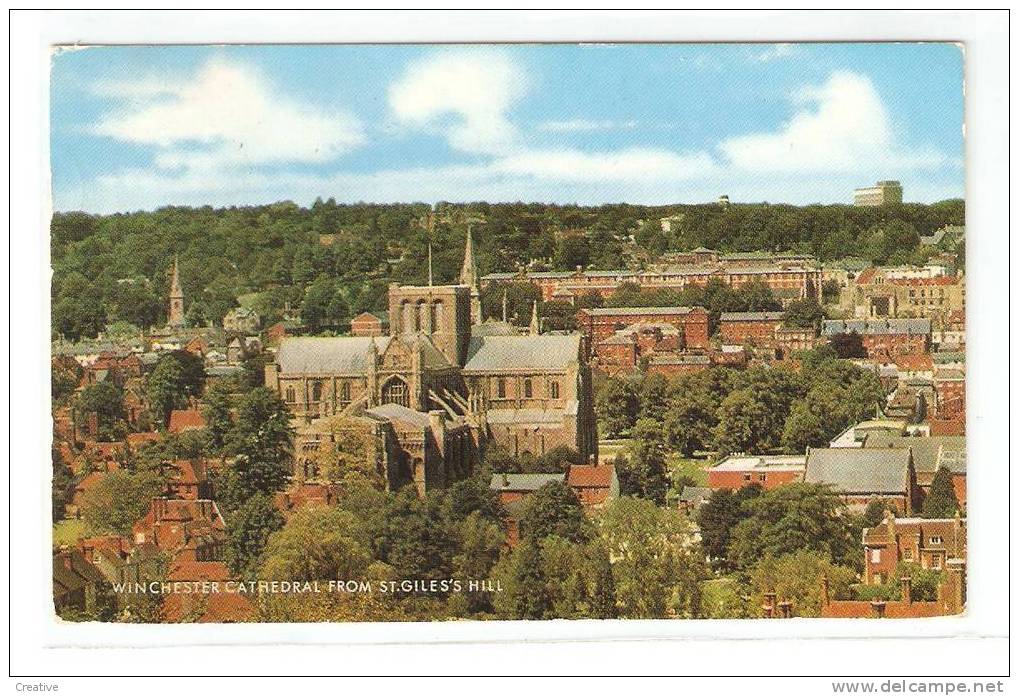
[862,435,965,474]
[277,336,391,375]
[366,403,434,429]
[471,321,520,337]
[649,353,711,365]
[581,306,702,316]
[484,406,573,425]
[168,409,206,433]
[489,473,566,492]
[804,448,912,494]
[821,318,931,336]
[567,465,615,488]
[720,311,785,322]
[167,560,231,582]
[678,486,713,504]
[463,335,579,372]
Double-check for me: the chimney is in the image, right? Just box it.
[778,600,793,619]
[900,576,912,604]
[762,590,777,618]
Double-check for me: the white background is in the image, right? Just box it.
[6,8,1012,687]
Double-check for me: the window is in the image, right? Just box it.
[285,386,296,403]
[931,556,942,570]
[381,378,409,408]
[524,379,533,398]
[903,549,913,561]
[496,378,506,399]
[340,381,351,404]
[930,535,944,545]
[870,548,881,564]
[550,381,560,399]
[311,381,323,402]
[758,473,767,482]
[743,473,752,482]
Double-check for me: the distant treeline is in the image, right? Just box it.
[50,198,964,341]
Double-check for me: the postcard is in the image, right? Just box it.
[49,41,967,625]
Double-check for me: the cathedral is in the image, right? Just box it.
[265,231,599,496]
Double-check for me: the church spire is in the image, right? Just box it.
[529,300,540,336]
[460,224,482,325]
[168,256,185,328]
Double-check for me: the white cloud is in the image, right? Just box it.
[388,50,528,155]
[538,119,637,133]
[495,147,716,182]
[750,43,797,63]
[720,71,951,173]
[93,58,365,169]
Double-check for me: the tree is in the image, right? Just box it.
[586,540,617,619]
[712,389,773,455]
[511,539,551,619]
[52,446,76,523]
[637,373,670,422]
[540,300,578,331]
[225,494,285,577]
[520,481,590,544]
[922,466,960,518]
[377,489,458,585]
[750,550,857,617]
[829,331,868,359]
[621,418,669,504]
[146,351,206,427]
[728,484,858,571]
[201,380,234,450]
[79,470,164,536]
[302,416,384,489]
[598,497,706,618]
[73,381,126,441]
[224,388,295,502]
[260,506,373,581]
[782,297,825,330]
[449,511,505,615]
[595,376,638,438]
[664,388,716,456]
[696,485,762,572]
[52,359,82,404]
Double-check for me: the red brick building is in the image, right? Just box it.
[718,311,784,347]
[132,498,226,561]
[822,318,931,359]
[577,306,710,349]
[350,311,387,337]
[862,512,966,585]
[707,454,806,491]
[645,352,711,377]
[566,464,619,507]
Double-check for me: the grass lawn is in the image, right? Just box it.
[53,518,87,547]
[597,438,631,465]
[668,453,711,487]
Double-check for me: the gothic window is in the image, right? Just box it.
[285,386,296,403]
[496,377,506,399]
[416,300,427,332]
[431,301,443,332]
[402,301,415,334]
[382,377,409,408]
[311,381,323,402]
[340,381,351,404]
[524,378,533,398]
[550,380,560,399]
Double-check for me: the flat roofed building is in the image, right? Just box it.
[854,180,903,206]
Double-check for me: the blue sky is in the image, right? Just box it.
[50,43,964,213]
